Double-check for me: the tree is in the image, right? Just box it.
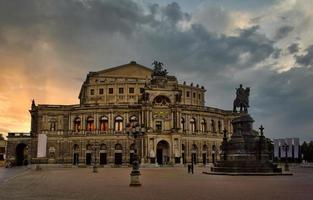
[301,141,313,162]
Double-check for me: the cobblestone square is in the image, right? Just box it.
[0,166,312,200]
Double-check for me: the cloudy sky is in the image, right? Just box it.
[0,0,312,141]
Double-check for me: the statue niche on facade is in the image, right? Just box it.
[233,84,250,113]
[175,91,182,103]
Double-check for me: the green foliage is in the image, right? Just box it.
[301,141,313,162]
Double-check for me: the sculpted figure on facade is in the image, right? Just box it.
[152,60,168,76]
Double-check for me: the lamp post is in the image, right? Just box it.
[258,125,264,160]
[282,142,289,171]
[212,145,216,166]
[126,122,145,186]
[222,129,228,161]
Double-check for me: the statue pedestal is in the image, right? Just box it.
[211,114,282,174]
[129,171,141,186]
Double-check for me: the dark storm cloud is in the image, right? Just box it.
[296,45,313,67]
[274,25,294,40]
[0,0,275,72]
[251,66,313,139]
[288,43,300,54]
[0,0,312,140]
[138,24,275,75]
[161,2,190,24]
[0,0,149,53]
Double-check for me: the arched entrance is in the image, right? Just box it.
[156,140,170,165]
[73,144,80,165]
[16,143,28,166]
[114,144,123,165]
[191,144,198,164]
[85,144,92,165]
[99,144,107,165]
[202,145,208,165]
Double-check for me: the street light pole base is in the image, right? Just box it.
[93,166,98,173]
[129,173,141,187]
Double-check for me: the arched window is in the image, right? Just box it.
[86,144,92,151]
[181,117,185,131]
[99,116,108,131]
[190,118,196,132]
[211,120,216,133]
[86,116,94,131]
[100,144,107,150]
[203,145,208,153]
[115,143,123,151]
[114,116,123,132]
[129,115,138,125]
[74,117,81,132]
[153,95,171,106]
[201,119,207,132]
[73,144,79,151]
[218,121,222,133]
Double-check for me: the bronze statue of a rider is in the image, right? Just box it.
[233,84,250,113]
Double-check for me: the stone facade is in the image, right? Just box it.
[0,134,6,166]
[7,61,236,166]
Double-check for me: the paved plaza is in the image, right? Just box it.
[0,166,312,200]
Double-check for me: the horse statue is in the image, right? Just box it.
[233,84,250,113]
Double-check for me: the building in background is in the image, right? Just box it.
[6,61,237,166]
[0,134,6,166]
[273,138,300,162]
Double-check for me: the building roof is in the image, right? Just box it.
[91,61,153,79]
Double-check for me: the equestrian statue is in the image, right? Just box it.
[233,84,250,113]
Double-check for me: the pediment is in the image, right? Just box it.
[96,61,152,79]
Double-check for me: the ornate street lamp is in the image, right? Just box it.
[126,122,146,186]
[282,142,289,171]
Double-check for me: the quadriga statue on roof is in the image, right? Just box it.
[233,84,250,113]
[152,60,168,76]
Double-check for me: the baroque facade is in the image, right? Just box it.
[7,61,236,166]
[0,134,6,166]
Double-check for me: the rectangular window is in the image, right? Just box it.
[109,88,114,94]
[129,87,135,94]
[193,92,196,98]
[140,88,145,93]
[186,91,190,97]
[99,88,104,95]
[90,89,94,95]
[198,93,201,99]
[119,87,124,94]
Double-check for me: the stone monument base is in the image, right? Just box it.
[211,160,282,173]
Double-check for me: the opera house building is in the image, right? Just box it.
[6,61,236,166]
